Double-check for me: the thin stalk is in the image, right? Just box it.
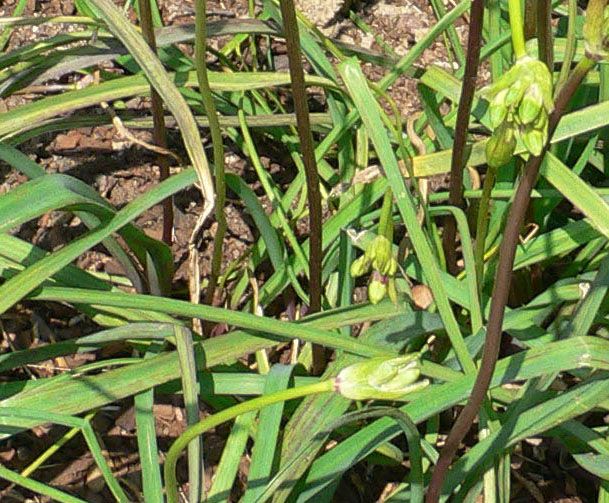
[278,0,324,372]
[488,0,503,80]
[428,187,609,201]
[0,0,27,51]
[556,0,577,90]
[164,380,335,503]
[137,0,173,246]
[536,0,553,68]
[195,0,227,313]
[378,190,394,240]
[425,56,596,503]
[524,0,537,41]
[508,0,527,59]
[473,165,498,291]
[428,0,465,67]
[442,0,485,274]
[20,412,96,478]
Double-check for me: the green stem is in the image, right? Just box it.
[584,0,609,60]
[474,165,498,291]
[556,0,578,91]
[508,0,527,59]
[164,380,335,503]
[378,190,394,241]
[20,411,96,478]
[488,0,503,80]
[195,0,226,313]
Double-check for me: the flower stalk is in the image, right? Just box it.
[508,0,527,59]
[279,0,325,372]
[442,0,485,274]
[137,0,173,246]
[165,356,429,502]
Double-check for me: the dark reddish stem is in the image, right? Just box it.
[537,0,554,69]
[279,0,325,372]
[137,0,173,246]
[442,0,485,274]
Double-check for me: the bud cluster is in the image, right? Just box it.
[334,354,430,400]
[583,1,609,60]
[481,56,554,167]
[350,235,398,304]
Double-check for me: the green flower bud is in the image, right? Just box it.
[384,257,398,277]
[486,123,516,168]
[489,89,509,128]
[368,277,387,305]
[522,126,545,156]
[534,109,548,130]
[334,354,430,401]
[519,83,543,125]
[584,1,609,61]
[350,255,371,278]
[369,235,393,275]
[505,79,526,108]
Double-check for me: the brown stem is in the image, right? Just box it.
[524,0,537,41]
[279,0,324,373]
[442,0,485,275]
[137,0,173,246]
[536,0,553,69]
[425,57,595,503]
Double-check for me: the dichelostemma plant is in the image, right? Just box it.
[482,55,554,165]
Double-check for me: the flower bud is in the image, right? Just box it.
[505,79,526,108]
[368,276,388,305]
[369,235,393,275]
[522,126,545,156]
[486,123,516,168]
[334,354,430,400]
[489,89,509,128]
[519,83,544,125]
[534,109,548,130]
[350,255,371,278]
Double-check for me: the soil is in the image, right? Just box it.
[0,0,588,501]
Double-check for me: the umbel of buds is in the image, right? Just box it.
[481,55,554,167]
[583,1,609,60]
[351,235,399,304]
[334,354,430,400]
